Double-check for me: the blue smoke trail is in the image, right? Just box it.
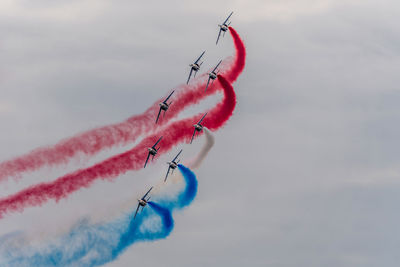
[160,164,198,210]
[4,203,173,267]
[110,201,174,262]
[0,164,197,267]
[176,164,198,208]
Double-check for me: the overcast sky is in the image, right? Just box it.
[1,0,400,266]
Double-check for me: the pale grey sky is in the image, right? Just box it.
[1,0,400,266]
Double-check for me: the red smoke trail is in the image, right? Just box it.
[0,75,236,219]
[225,27,246,83]
[0,27,245,183]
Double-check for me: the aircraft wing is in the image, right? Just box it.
[194,51,205,64]
[155,107,162,124]
[143,186,153,199]
[213,60,222,72]
[190,128,197,144]
[187,68,193,84]
[164,90,175,102]
[144,152,150,168]
[173,149,183,162]
[198,112,207,124]
[205,76,211,92]
[152,136,163,148]
[166,101,172,110]
[134,203,140,219]
[223,12,233,24]
[216,29,222,45]
[165,166,171,182]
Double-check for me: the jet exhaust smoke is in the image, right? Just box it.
[175,164,198,209]
[0,27,245,183]
[2,203,173,267]
[0,74,236,220]
[159,164,198,211]
[0,25,245,266]
[186,127,215,169]
[1,165,197,267]
[153,127,214,191]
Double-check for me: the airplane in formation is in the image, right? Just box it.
[138,12,235,208]
[156,90,175,123]
[216,12,233,45]
[144,136,163,168]
[191,113,207,144]
[187,51,205,84]
[134,186,153,219]
[165,149,183,182]
[205,60,222,91]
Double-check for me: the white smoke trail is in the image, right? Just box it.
[186,127,215,169]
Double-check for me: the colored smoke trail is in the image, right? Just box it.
[160,164,198,211]
[0,26,245,183]
[186,127,215,169]
[225,27,246,83]
[3,204,173,267]
[107,202,174,266]
[153,127,214,193]
[175,164,198,208]
[0,74,236,220]
[1,165,197,267]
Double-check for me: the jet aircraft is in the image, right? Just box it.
[190,113,207,144]
[144,136,163,168]
[165,149,183,182]
[205,60,222,91]
[134,186,153,219]
[156,90,175,123]
[216,12,233,45]
[187,51,205,84]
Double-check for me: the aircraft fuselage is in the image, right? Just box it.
[138,199,147,207]
[159,102,169,111]
[209,71,217,80]
[190,63,200,71]
[220,24,228,32]
[148,147,157,155]
[194,124,203,131]
[168,161,178,169]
